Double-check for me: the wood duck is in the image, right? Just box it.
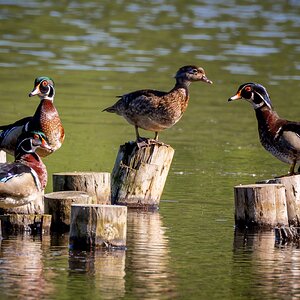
[0,131,51,208]
[228,82,300,175]
[0,76,65,157]
[103,65,212,142]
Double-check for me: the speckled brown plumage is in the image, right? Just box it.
[229,82,300,175]
[103,65,212,141]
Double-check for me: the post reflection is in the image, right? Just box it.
[233,229,300,298]
[126,210,177,299]
[68,248,126,299]
[0,234,54,299]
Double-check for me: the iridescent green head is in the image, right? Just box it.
[29,76,55,100]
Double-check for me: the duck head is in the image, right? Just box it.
[15,131,52,160]
[29,76,55,101]
[175,65,213,85]
[228,82,273,110]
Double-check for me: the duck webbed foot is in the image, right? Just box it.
[136,137,167,148]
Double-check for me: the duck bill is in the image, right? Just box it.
[228,92,242,101]
[29,85,40,97]
[40,138,53,152]
[201,75,213,84]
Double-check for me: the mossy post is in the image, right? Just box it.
[111,141,174,208]
[53,172,111,205]
[0,150,6,163]
[69,204,127,249]
[234,183,288,229]
[44,191,93,232]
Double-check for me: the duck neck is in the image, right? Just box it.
[255,106,280,136]
[16,153,48,190]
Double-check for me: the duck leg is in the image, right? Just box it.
[289,160,296,175]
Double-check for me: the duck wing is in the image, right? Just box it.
[0,116,32,131]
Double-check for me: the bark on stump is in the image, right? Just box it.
[0,193,44,215]
[44,191,92,232]
[234,184,288,229]
[69,204,127,249]
[0,150,6,163]
[111,142,174,208]
[257,175,300,226]
[0,214,51,234]
[53,172,111,205]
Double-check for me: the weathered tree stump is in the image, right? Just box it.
[257,175,300,226]
[111,141,174,208]
[44,191,92,232]
[0,214,51,234]
[0,194,44,215]
[53,172,111,205]
[234,184,288,229]
[0,150,6,163]
[69,204,127,249]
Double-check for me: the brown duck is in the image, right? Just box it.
[103,65,212,141]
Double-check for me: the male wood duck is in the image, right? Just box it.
[103,65,212,142]
[0,131,51,208]
[229,82,300,175]
[0,76,65,157]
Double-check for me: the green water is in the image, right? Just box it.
[1,1,300,299]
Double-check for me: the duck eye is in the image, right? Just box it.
[42,80,48,87]
[191,69,198,74]
[245,86,251,92]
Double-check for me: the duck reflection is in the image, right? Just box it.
[233,229,300,298]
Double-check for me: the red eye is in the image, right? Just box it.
[42,81,48,87]
[245,86,251,92]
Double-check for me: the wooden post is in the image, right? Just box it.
[0,194,44,215]
[111,142,174,208]
[69,204,127,249]
[53,172,111,205]
[44,191,92,232]
[0,214,51,234]
[257,175,300,226]
[0,150,6,163]
[234,184,288,229]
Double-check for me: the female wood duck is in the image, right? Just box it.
[0,131,51,208]
[229,82,300,175]
[103,65,212,142]
[0,76,65,157]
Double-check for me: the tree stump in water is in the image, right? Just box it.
[234,184,288,229]
[53,172,111,205]
[0,150,6,163]
[69,204,127,249]
[0,214,51,234]
[0,194,44,215]
[44,191,92,232]
[111,141,174,208]
[257,175,300,226]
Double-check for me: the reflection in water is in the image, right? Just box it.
[0,235,54,299]
[68,250,126,300]
[233,230,300,299]
[126,210,177,299]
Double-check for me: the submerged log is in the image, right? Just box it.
[53,172,111,205]
[111,141,174,208]
[0,150,6,163]
[257,175,300,226]
[0,214,51,234]
[0,194,44,215]
[234,183,288,229]
[44,191,92,232]
[69,204,127,249]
